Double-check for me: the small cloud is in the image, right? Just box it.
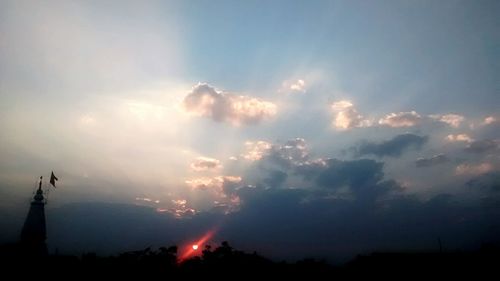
[280,79,306,93]
[482,116,498,126]
[456,163,494,176]
[378,111,422,127]
[464,139,499,154]
[242,138,310,168]
[185,176,242,191]
[446,134,474,143]
[354,133,428,158]
[429,114,465,128]
[172,207,197,218]
[183,83,277,126]
[331,100,372,130]
[190,157,222,172]
[135,197,156,203]
[185,177,219,190]
[242,141,273,161]
[185,175,242,214]
[172,199,187,206]
[415,153,449,168]
[229,156,238,161]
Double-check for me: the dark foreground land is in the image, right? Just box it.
[1,241,499,278]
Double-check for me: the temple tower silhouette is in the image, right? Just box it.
[20,176,48,256]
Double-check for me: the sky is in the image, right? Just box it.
[0,0,499,262]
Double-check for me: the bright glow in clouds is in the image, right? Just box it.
[183,83,277,126]
[127,101,167,121]
[242,141,273,161]
[331,100,371,130]
[185,176,241,191]
[280,79,306,93]
[190,157,222,172]
[379,111,422,127]
[483,116,498,125]
[430,114,465,128]
[446,134,474,143]
[0,0,499,261]
[455,163,494,176]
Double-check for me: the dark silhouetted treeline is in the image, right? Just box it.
[1,241,498,278]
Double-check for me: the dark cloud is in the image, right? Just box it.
[295,158,400,202]
[464,139,499,154]
[315,159,383,189]
[467,172,500,193]
[263,170,288,188]
[267,138,309,167]
[416,153,449,167]
[18,167,499,263]
[354,133,428,158]
[10,137,496,263]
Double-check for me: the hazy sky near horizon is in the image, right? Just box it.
[1,0,499,260]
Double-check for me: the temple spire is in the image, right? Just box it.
[20,176,48,256]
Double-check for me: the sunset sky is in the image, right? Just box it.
[0,0,499,261]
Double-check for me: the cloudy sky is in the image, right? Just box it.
[1,0,499,262]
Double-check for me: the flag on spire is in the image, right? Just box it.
[50,171,58,188]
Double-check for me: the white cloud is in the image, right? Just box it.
[185,176,242,191]
[378,111,422,127]
[446,134,474,143]
[331,100,372,130]
[429,114,465,128]
[241,138,309,165]
[242,141,273,161]
[455,163,494,176]
[280,79,306,93]
[190,157,222,172]
[183,83,277,126]
[135,197,160,204]
[185,175,243,214]
[157,199,197,218]
[172,199,187,206]
[482,116,498,125]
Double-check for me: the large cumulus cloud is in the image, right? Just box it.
[183,83,277,126]
[330,100,372,130]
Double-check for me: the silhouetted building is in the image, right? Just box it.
[20,177,48,256]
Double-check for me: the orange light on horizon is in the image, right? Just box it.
[178,229,216,263]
